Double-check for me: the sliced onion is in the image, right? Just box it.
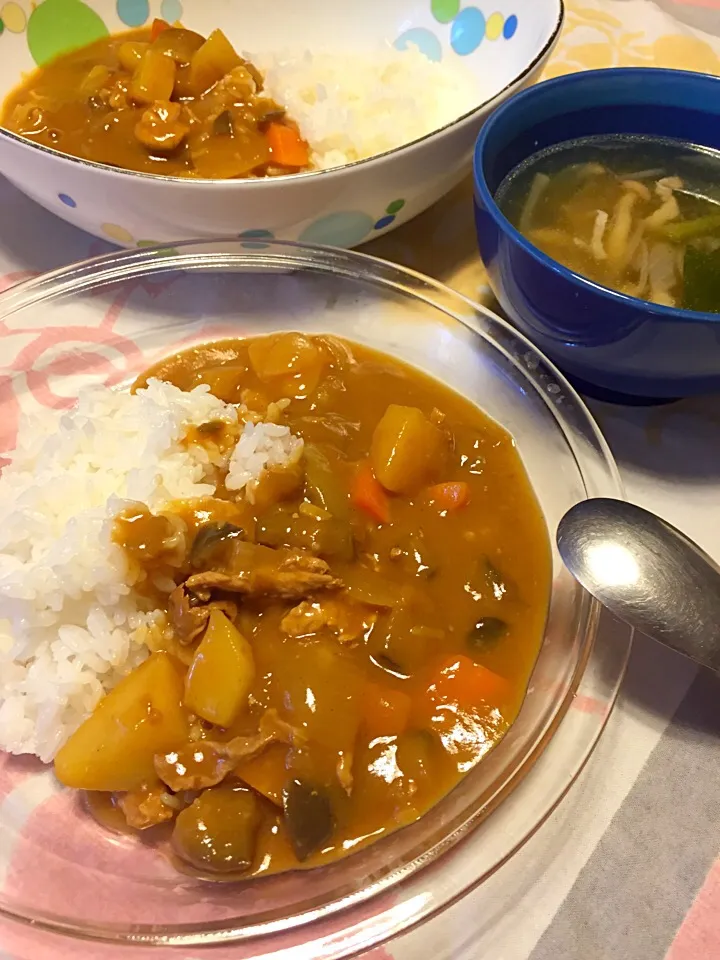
[519,173,551,234]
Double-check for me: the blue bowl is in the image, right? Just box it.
[473,68,720,400]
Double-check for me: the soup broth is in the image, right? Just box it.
[497,135,720,313]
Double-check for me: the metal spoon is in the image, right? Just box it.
[557,498,720,673]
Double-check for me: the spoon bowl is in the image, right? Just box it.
[557,497,720,673]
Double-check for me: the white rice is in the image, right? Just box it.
[0,378,300,762]
[256,45,478,169]
[226,421,303,502]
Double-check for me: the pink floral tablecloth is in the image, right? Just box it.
[0,1,719,958]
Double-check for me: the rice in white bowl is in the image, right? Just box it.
[257,45,478,169]
[0,378,301,762]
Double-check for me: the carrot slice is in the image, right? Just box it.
[419,654,510,722]
[266,122,310,168]
[234,743,288,807]
[150,18,171,41]
[351,461,390,524]
[426,481,470,511]
[363,682,412,740]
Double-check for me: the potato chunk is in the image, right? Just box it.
[370,404,442,494]
[54,653,188,791]
[188,29,242,96]
[130,49,176,104]
[184,609,255,726]
[118,40,149,72]
[249,332,322,381]
[245,333,325,398]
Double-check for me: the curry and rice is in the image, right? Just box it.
[1,20,476,178]
[0,333,550,879]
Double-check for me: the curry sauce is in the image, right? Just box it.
[54,333,551,880]
[2,23,311,178]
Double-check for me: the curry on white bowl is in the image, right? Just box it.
[0,0,563,246]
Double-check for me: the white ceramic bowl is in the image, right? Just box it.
[0,0,563,248]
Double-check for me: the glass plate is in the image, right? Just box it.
[0,240,631,958]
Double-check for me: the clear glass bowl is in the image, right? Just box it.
[0,239,630,957]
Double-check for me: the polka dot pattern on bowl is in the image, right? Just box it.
[394,4,519,60]
[2,0,185,61]
[1,1,25,32]
[102,222,134,244]
[485,10,504,40]
[57,194,405,250]
[160,0,183,21]
[431,0,460,24]
[450,7,486,55]
[299,211,375,247]
[503,14,518,39]
[116,0,149,27]
[26,0,109,66]
[238,229,275,250]
[374,198,406,230]
[393,26,443,62]
[231,199,407,253]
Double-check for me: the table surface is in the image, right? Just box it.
[0,1,719,958]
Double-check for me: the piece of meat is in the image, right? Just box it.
[155,740,236,793]
[118,783,179,829]
[212,64,261,100]
[154,709,304,792]
[184,542,342,602]
[280,598,373,644]
[281,600,329,636]
[167,584,237,644]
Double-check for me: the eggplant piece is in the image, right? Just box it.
[483,559,509,601]
[196,419,227,435]
[257,505,354,561]
[366,580,440,676]
[293,413,361,448]
[244,59,264,91]
[283,778,334,861]
[303,444,350,519]
[189,522,244,568]
[87,94,108,111]
[466,557,515,604]
[340,564,397,608]
[212,109,233,137]
[369,652,411,680]
[467,617,508,655]
[151,26,205,65]
[396,730,434,789]
[256,100,286,124]
[172,784,261,874]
